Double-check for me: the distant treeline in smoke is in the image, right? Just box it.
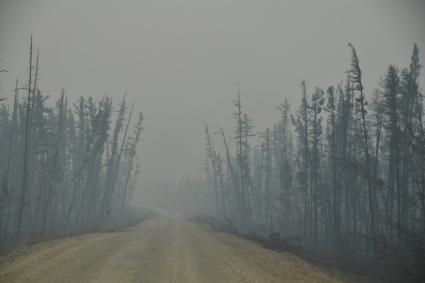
[0,37,144,248]
[198,44,424,278]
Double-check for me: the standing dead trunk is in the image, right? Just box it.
[16,36,33,239]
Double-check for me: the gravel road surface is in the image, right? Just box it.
[0,213,373,282]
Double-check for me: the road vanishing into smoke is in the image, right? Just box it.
[0,213,374,283]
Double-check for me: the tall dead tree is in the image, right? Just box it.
[348,43,377,239]
[16,36,33,238]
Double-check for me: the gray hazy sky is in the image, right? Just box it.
[1,0,424,191]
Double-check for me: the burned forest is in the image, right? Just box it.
[192,44,425,281]
[0,37,144,247]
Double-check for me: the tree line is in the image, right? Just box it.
[0,37,144,248]
[202,43,424,276]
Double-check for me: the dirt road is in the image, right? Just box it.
[0,213,373,282]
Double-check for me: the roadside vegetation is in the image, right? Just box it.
[0,37,144,250]
[191,43,425,282]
